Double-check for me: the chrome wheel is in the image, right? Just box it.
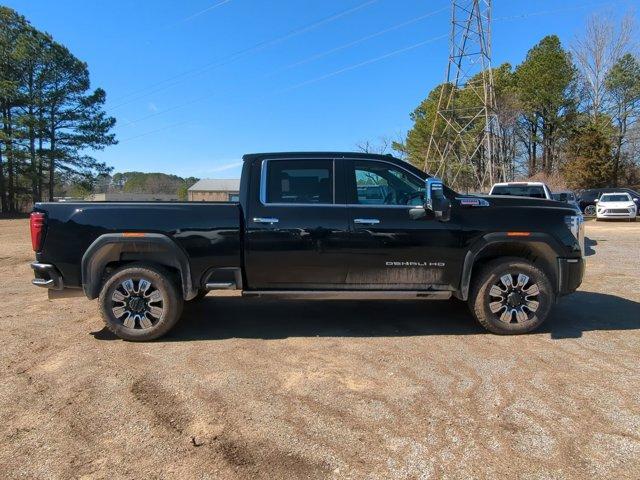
[111,278,165,329]
[584,205,596,216]
[488,273,540,324]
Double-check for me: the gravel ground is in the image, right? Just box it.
[1,218,639,479]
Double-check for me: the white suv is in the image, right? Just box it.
[596,192,638,221]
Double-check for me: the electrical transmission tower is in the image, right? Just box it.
[425,0,501,191]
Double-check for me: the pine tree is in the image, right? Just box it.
[562,123,614,189]
[514,35,576,176]
[0,6,116,211]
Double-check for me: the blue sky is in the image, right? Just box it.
[5,0,638,179]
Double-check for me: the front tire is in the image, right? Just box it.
[584,205,596,216]
[468,257,554,335]
[98,263,184,341]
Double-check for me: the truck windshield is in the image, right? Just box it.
[600,194,629,202]
[491,185,546,198]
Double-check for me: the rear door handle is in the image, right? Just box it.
[353,218,380,225]
[253,217,279,224]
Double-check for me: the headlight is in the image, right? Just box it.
[565,215,585,255]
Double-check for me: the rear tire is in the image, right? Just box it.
[468,257,554,335]
[98,263,183,341]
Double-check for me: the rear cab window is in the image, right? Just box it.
[263,160,334,204]
[491,185,546,199]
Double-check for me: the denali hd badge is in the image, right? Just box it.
[386,261,446,267]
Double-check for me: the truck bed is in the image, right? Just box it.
[34,201,242,290]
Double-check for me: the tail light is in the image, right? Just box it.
[30,212,46,252]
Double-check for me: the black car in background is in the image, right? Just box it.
[578,187,640,215]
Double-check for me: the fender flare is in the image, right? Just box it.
[81,233,196,300]
[459,232,563,301]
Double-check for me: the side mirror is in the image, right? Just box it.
[594,199,599,203]
[425,177,451,222]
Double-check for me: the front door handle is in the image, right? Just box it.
[253,217,279,224]
[354,218,380,225]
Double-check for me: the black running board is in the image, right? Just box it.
[241,290,452,300]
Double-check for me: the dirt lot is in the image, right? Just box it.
[1,218,639,479]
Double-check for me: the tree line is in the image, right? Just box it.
[0,6,116,212]
[393,14,640,192]
[55,172,200,201]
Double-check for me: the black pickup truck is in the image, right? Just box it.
[30,152,585,340]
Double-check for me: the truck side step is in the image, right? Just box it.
[205,282,236,290]
[242,290,452,300]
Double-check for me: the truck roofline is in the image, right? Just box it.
[242,151,400,162]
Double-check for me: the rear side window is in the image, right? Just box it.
[580,190,599,201]
[491,185,546,198]
[265,160,333,204]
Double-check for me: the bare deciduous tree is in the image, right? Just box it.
[572,12,634,119]
[355,136,390,155]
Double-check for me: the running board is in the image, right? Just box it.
[205,282,236,290]
[242,290,452,300]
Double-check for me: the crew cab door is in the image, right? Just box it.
[244,158,350,289]
[343,159,463,290]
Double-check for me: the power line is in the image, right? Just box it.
[108,0,380,110]
[277,34,448,93]
[125,33,447,128]
[115,1,621,143]
[493,0,621,21]
[122,7,448,126]
[117,36,448,141]
[181,0,233,23]
[118,119,194,143]
[270,5,448,75]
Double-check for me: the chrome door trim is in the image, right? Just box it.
[353,218,380,225]
[253,217,279,224]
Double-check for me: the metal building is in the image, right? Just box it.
[187,179,240,202]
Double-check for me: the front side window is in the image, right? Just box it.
[265,160,333,204]
[351,161,424,206]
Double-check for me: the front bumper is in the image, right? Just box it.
[31,262,64,290]
[596,209,637,219]
[557,257,584,296]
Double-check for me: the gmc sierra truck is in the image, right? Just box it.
[29,152,585,341]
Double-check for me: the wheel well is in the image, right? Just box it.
[466,242,558,297]
[82,234,195,300]
[103,261,182,291]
